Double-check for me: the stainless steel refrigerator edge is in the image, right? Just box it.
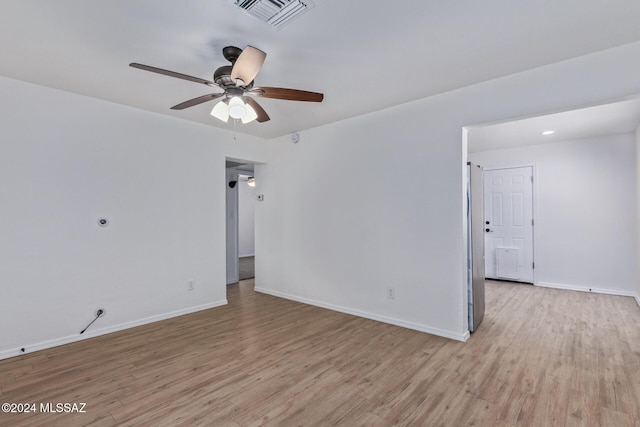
[467,162,485,332]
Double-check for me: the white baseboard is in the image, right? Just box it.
[0,300,227,361]
[239,253,254,258]
[536,281,636,297]
[254,287,469,342]
[635,294,640,309]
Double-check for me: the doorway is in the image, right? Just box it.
[225,161,256,284]
[465,97,640,301]
[237,173,256,280]
[483,166,534,284]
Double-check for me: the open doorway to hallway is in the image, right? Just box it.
[237,173,256,280]
[226,160,256,284]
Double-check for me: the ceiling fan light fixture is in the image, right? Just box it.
[241,103,258,124]
[211,99,230,122]
[228,96,246,119]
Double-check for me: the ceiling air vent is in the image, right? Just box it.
[234,0,311,29]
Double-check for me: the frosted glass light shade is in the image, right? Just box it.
[241,104,258,124]
[228,96,246,119]
[211,100,229,122]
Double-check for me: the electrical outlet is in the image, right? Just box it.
[187,280,195,291]
[387,287,395,299]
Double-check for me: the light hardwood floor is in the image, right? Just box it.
[0,280,639,426]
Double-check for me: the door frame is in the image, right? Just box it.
[482,163,537,285]
[226,167,240,284]
[226,160,258,285]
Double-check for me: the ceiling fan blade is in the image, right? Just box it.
[130,63,218,87]
[171,93,225,110]
[252,87,323,102]
[245,97,270,123]
[230,46,266,86]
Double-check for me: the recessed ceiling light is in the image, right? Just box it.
[541,130,555,135]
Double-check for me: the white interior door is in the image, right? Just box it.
[484,166,534,283]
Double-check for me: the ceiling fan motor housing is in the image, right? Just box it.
[214,65,234,86]
[214,67,254,89]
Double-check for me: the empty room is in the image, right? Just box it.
[1,1,640,426]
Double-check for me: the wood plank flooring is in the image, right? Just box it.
[0,280,639,426]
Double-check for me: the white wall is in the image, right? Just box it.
[238,175,256,257]
[256,41,640,341]
[469,134,637,295]
[0,76,267,359]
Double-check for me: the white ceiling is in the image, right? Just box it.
[468,98,640,153]
[2,1,640,139]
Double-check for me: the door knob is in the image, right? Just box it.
[485,221,490,225]
[485,228,493,233]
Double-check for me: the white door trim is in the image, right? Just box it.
[226,167,240,284]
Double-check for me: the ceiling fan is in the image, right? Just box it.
[130,45,323,124]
